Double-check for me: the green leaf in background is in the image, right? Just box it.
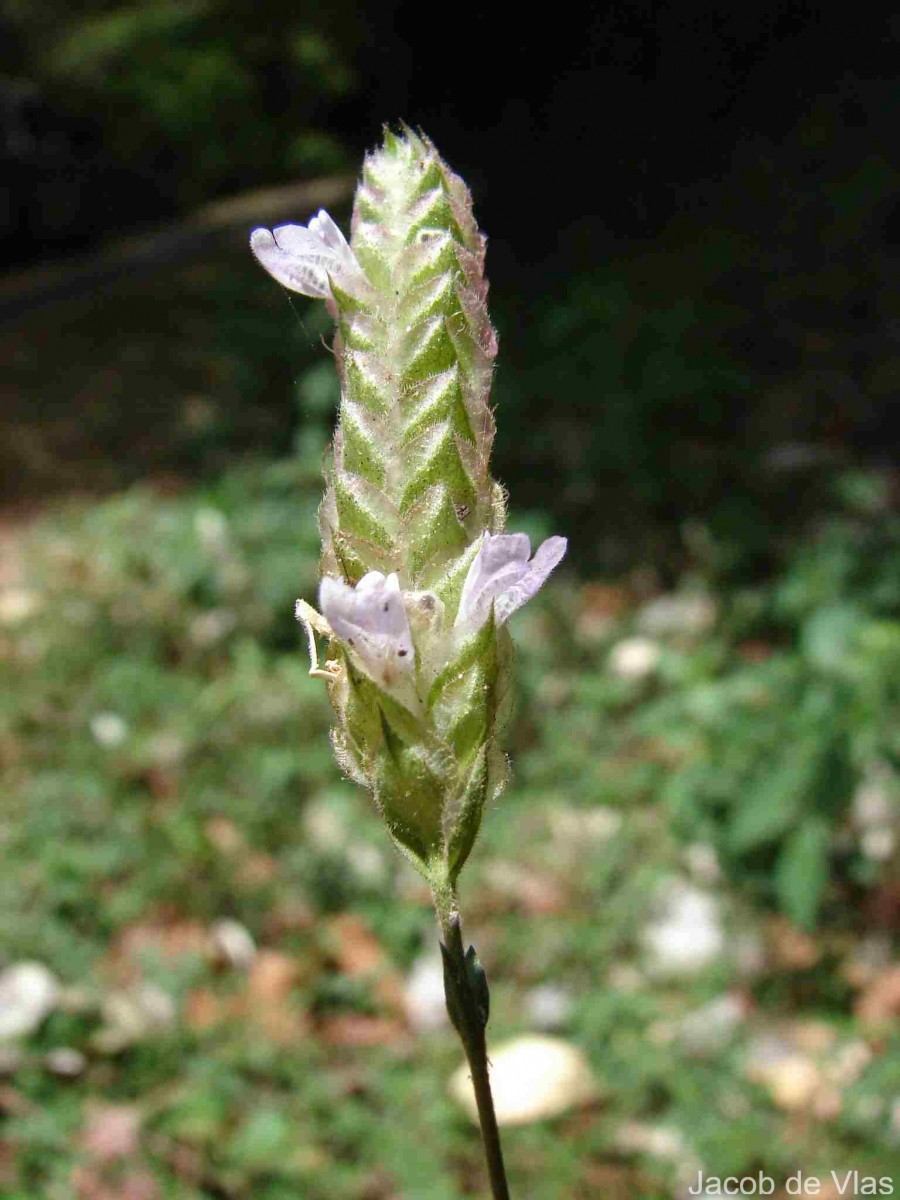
[227,1106,296,1171]
[775,816,832,929]
[727,753,816,853]
[800,604,863,674]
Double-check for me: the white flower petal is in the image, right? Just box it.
[493,535,568,624]
[307,209,358,274]
[269,223,317,248]
[250,210,365,299]
[320,572,415,682]
[457,533,531,628]
[250,228,330,297]
[270,223,332,258]
[456,533,568,629]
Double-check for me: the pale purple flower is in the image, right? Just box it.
[319,571,415,686]
[456,533,568,630]
[250,209,366,299]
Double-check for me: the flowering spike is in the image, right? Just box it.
[252,130,566,885]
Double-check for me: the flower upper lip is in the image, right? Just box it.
[250,209,367,299]
[456,532,568,630]
[319,571,416,678]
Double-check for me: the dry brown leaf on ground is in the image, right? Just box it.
[327,913,405,1014]
[109,918,207,981]
[485,861,569,916]
[235,949,310,1044]
[855,964,900,1024]
[204,816,245,854]
[246,950,298,1004]
[767,915,822,970]
[183,987,230,1033]
[576,582,631,641]
[72,1166,160,1200]
[319,1014,407,1048]
[81,1103,142,1162]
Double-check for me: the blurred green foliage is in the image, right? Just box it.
[2,0,356,235]
[1,445,898,1196]
[639,503,900,927]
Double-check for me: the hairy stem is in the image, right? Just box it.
[439,903,511,1200]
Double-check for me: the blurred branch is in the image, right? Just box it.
[0,173,354,322]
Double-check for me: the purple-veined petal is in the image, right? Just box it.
[457,532,531,626]
[319,572,415,682]
[456,533,568,629]
[493,535,568,624]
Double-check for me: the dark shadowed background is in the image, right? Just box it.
[5,3,900,570]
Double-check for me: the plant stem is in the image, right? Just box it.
[439,904,511,1200]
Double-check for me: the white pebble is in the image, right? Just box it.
[0,588,42,626]
[89,712,128,747]
[684,843,722,885]
[861,828,896,862]
[524,985,573,1031]
[403,954,447,1032]
[194,507,229,552]
[608,636,661,680]
[449,1035,599,1126]
[211,919,257,969]
[98,983,175,1049]
[642,881,724,977]
[45,1047,87,1076]
[615,1120,690,1162]
[852,765,897,829]
[189,609,236,647]
[345,842,389,885]
[677,993,747,1054]
[303,794,349,850]
[638,592,716,637]
[0,962,59,1040]
[547,804,622,845]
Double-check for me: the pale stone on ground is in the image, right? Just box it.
[0,961,59,1040]
[449,1035,599,1126]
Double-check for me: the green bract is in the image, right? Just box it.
[319,129,504,588]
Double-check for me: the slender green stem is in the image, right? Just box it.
[438,903,511,1200]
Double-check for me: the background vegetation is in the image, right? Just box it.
[1,3,898,1197]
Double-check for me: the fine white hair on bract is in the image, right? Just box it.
[456,533,568,629]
